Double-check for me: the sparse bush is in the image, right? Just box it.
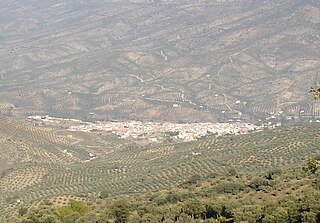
[249,177,270,191]
[214,181,245,194]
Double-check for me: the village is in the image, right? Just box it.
[27,115,267,142]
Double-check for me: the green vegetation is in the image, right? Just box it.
[305,157,320,174]
[310,84,320,100]
[2,167,320,223]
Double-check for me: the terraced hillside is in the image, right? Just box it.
[0,117,319,217]
[0,0,319,122]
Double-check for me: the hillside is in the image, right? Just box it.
[0,116,319,218]
[0,0,319,122]
[2,165,320,222]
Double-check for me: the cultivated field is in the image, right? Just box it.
[0,116,319,217]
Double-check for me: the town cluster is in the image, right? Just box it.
[69,121,262,142]
[27,115,265,142]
